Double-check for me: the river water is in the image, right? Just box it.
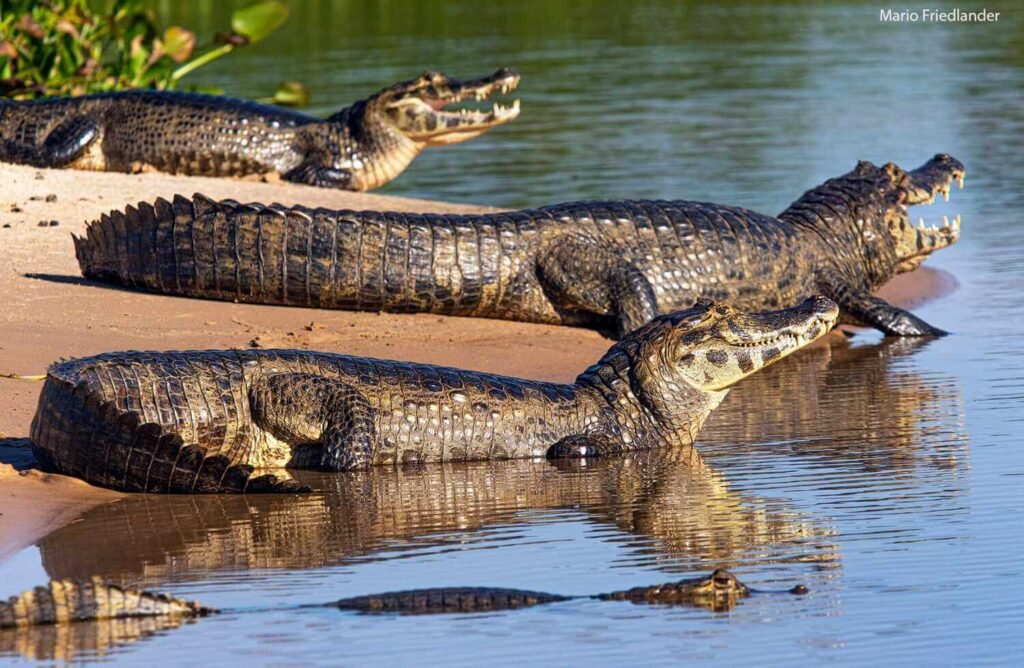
[2,0,1023,664]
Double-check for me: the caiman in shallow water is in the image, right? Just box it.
[2,571,801,659]
[75,155,962,336]
[29,297,837,493]
[0,570,803,630]
[0,68,520,190]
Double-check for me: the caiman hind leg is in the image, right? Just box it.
[30,384,306,494]
[4,116,102,168]
[816,268,947,336]
[250,373,376,471]
[536,235,659,337]
[546,433,625,459]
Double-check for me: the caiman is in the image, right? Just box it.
[74,154,963,336]
[29,297,837,493]
[0,570,805,630]
[2,571,800,659]
[0,68,520,190]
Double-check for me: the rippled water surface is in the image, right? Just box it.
[3,0,1023,664]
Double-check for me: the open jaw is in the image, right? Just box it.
[683,297,840,391]
[393,68,521,145]
[893,154,966,271]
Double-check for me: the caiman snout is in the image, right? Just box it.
[713,296,839,348]
[628,297,838,395]
[382,67,522,146]
[889,153,965,272]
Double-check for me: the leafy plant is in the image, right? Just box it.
[0,0,307,104]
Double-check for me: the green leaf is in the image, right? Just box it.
[162,26,195,63]
[271,80,309,106]
[230,1,289,44]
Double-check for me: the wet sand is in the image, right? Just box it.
[0,162,957,560]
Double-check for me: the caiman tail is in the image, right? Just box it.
[0,578,211,628]
[75,195,511,316]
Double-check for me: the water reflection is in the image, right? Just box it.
[38,451,836,587]
[0,617,199,663]
[704,337,969,475]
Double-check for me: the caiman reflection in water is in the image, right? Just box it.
[703,337,968,476]
[0,616,199,663]
[37,450,835,586]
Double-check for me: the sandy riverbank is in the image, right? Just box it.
[0,163,957,560]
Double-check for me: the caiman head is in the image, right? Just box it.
[602,569,752,612]
[579,296,839,447]
[781,154,965,283]
[883,154,965,273]
[368,67,520,147]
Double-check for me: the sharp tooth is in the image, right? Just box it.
[958,174,964,189]
[918,217,926,229]
[943,215,949,228]
[943,189,949,202]
[954,214,961,228]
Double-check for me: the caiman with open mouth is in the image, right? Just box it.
[75,155,963,335]
[29,298,836,493]
[0,68,520,190]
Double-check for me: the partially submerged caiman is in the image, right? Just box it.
[2,571,804,659]
[30,297,837,493]
[0,570,803,629]
[0,68,520,190]
[75,154,962,336]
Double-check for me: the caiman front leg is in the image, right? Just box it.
[283,159,355,189]
[4,116,101,167]
[816,268,947,336]
[250,373,376,471]
[536,235,659,337]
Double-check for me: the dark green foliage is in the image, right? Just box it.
[0,0,304,103]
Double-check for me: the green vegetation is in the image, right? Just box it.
[0,0,307,104]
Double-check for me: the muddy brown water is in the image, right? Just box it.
[2,0,1023,664]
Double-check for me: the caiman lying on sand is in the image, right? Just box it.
[0,68,519,190]
[30,297,837,493]
[0,570,805,630]
[75,154,962,336]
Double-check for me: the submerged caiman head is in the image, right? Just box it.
[784,154,965,282]
[601,569,753,612]
[369,67,521,147]
[581,297,839,443]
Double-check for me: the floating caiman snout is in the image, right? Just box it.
[29,299,835,493]
[0,68,520,190]
[75,155,963,337]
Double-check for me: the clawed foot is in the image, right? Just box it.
[244,473,311,493]
[547,438,602,459]
[886,313,948,337]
